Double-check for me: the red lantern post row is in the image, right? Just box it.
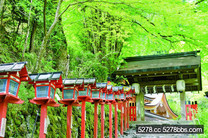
[0,61,136,138]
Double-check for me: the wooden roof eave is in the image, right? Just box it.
[114,65,200,76]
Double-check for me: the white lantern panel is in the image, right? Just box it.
[107,94,114,100]
[92,91,100,98]
[120,94,125,99]
[101,93,106,100]
[50,87,55,98]
[79,88,88,96]
[36,86,49,98]
[9,79,19,96]
[0,79,7,93]
[63,89,75,99]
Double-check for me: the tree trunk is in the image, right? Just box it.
[29,20,37,53]
[22,0,33,60]
[43,0,47,36]
[0,0,5,27]
[34,0,62,72]
[65,54,70,78]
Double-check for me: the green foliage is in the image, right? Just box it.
[0,0,208,137]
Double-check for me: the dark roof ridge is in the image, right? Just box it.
[124,50,200,62]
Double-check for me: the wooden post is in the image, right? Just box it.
[39,104,47,138]
[109,103,112,138]
[139,92,145,121]
[0,102,8,138]
[114,103,118,138]
[180,91,186,120]
[93,102,98,138]
[66,104,72,138]
[120,102,123,135]
[81,101,86,138]
[100,103,105,138]
[127,101,129,129]
[123,101,127,131]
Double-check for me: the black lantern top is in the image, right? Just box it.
[107,85,113,94]
[118,86,124,93]
[96,83,107,89]
[29,72,62,81]
[0,62,30,81]
[29,72,63,88]
[62,78,84,89]
[0,62,27,72]
[84,78,96,88]
[112,86,119,92]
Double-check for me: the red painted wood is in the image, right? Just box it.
[16,81,21,97]
[185,104,192,120]
[114,103,118,138]
[6,76,11,94]
[67,104,72,138]
[93,102,98,138]
[124,101,127,131]
[39,104,47,138]
[191,104,198,118]
[127,101,129,129]
[101,103,105,138]
[129,101,136,121]
[81,101,86,138]
[109,103,112,138]
[120,102,123,135]
[0,101,8,138]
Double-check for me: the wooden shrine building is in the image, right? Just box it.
[112,51,202,121]
[144,93,178,120]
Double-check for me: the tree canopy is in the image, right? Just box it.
[0,0,208,137]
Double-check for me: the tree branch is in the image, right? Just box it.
[43,0,47,36]
[195,0,206,5]
[58,1,89,18]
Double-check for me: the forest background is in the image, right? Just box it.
[0,0,208,137]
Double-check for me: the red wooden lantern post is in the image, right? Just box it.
[96,83,107,138]
[58,78,84,138]
[0,62,30,138]
[92,83,107,138]
[113,86,120,138]
[118,86,125,135]
[106,85,115,138]
[78,78,96,138]
[125,86,135,129]
[29,72,63,138]
[124,86,130,130]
